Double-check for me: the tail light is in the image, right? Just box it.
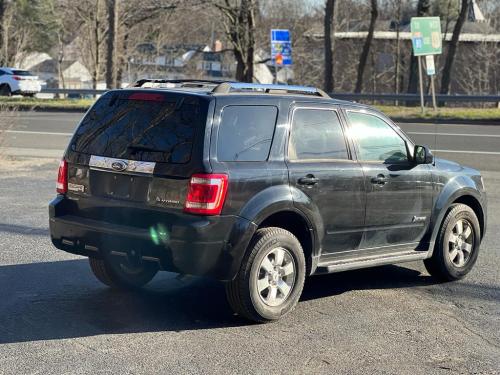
[13,76,22,81]
[56,159,68,194]
[184,174,228,215]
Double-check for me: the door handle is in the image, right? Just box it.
[298,174,319,186]
[371,174,388,185]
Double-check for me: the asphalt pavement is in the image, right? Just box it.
[0,112,499,374]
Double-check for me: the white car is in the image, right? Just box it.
[0,67,42,97]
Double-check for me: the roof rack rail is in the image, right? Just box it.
[212,82,330,98]
[131,79,232,88]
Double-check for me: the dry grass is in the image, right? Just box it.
[376,105,500,121]
[0,104,19,160]
[0,97,94,111]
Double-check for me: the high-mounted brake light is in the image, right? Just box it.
[128,92,164,102]
[56,159,68,194]
[184,174,228,215]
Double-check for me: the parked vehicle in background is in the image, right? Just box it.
[49,80,487,323]
[0,68,42,96]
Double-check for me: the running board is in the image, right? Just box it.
[314,250,429,275]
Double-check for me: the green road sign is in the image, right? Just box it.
[410,17,442,56]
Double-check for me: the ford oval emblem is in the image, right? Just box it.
[111,160,128,172]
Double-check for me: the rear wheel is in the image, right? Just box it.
[424,204,481,281]
[225,227,306,323]
[0,84,11,96]
[89,256,158,290]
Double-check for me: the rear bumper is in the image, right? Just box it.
[49,196,256,281]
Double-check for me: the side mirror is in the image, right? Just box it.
[414,145,434,164]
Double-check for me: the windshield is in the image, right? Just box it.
[71,91,208,163]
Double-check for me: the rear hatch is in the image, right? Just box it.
[12,70,40,90]
[63,89,211,228]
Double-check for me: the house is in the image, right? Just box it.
[15,52,93,89]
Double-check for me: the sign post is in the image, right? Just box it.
[271,29,292,84]
[425,55,437,110]
[411,17,442,112]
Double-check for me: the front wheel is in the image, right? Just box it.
[225,227,306,323]
[0,85,11,96]
[424,204,481,281]
[89,256,158,290]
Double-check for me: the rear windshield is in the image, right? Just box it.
[71,91,208,163]
[12,70,33,76]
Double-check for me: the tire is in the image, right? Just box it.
[424,203,481,281]
[225,227,306,323]
[89,256,158,290]
[0,85,11,96]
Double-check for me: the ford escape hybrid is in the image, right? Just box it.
[50,80,487,322]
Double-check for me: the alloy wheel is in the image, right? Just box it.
[448,219,474,267]
[256,247,296,307]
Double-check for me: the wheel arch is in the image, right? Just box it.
[0,83,12,93]
[257,209,317,276]
[427,188,486,256]
[451,194,485,240]
[237,184,323,275]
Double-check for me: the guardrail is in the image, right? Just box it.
[41,88,500,104]
[42,88,108,95]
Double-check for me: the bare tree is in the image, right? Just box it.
[324,0,335,92]
[214,0,257,82]
[72,0,107,89]
[392,0,402,100]
[114,0,181,86]
[354,0,378,93]
[105,0,117,89]
[0,0,4,66]
[440,0,469,95]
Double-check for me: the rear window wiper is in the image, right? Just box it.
[127,144,164,153]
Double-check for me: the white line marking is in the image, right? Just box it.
[5,130,72,136]
[433,149,500,155]
[409,131,500,137]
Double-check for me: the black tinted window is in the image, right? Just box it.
[217,105,277,162]
[71,92,208,163]
[12,70,32,76]
[347,111,408,163]
[289,109,348,160]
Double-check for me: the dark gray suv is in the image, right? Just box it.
[50,80,487,322]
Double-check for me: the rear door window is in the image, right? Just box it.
[71,91,208,163]
[289,108,349,160]
[217,105,277,162]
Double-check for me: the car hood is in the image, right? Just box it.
[434,157,465,173]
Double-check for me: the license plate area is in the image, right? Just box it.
[90,170,149,201]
